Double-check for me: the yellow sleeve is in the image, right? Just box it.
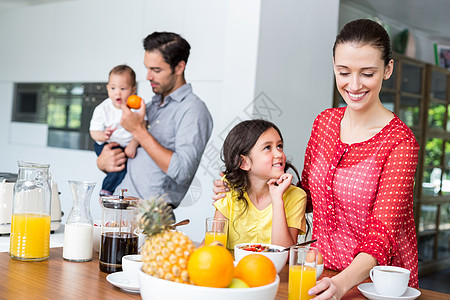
[213,192,233,219]
[283,185,307,233]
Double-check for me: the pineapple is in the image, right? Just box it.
[137,197,196,284]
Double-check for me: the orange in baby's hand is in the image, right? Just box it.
[127,95,142,109]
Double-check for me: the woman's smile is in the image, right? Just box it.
[346,91,368,101]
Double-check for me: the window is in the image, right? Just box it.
[12,83,108,150]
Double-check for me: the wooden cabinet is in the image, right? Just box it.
[333,54,450,275]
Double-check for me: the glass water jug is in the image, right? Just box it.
[10,161,52,261]
[63,180,96,261]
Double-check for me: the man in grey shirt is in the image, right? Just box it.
[97,32,213,208]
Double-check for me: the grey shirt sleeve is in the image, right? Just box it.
[166,100,213,185]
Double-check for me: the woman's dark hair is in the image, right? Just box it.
[333,19,392,66]
[109,64,136,87]
[143,32,191,71]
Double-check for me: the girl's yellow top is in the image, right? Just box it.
[213,185,307,249]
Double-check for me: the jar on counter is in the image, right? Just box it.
[10,161,52,261]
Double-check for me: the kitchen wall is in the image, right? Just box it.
[254,0,339,171]
[0,0,339,242]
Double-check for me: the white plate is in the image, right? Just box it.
[358,283,421,300]
[106,271,140,293]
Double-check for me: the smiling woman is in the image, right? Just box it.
[300,19,420,300]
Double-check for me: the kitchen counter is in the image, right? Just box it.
[0,247,448,299]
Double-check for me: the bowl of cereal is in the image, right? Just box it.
[234,243,288,273]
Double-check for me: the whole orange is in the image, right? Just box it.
[187,245,234,288]
[234,254,276,287]
[127,95,142,109]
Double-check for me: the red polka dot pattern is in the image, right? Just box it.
[301,107,419,288]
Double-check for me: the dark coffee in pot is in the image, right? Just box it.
[99,232,138,273]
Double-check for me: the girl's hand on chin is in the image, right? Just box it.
[268,173,293,198]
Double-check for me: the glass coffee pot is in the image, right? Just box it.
[99,189,139,273]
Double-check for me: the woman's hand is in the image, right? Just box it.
[308,277,342,300]
[309,253,376,300]
[267,173,292,200]
[212,172,229,203]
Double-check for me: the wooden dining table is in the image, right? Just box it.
[0,247,448,299]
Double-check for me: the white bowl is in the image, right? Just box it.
[304,262,324,279]
[139,269,279,300]
[316,264,324,279]
[234,243,288,274]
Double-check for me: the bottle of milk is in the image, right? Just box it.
[63,180,96,261]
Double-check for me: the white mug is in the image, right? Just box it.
[369,266,410,297]
[122,254,143,286]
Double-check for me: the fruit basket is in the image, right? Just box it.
[138,269,280,300]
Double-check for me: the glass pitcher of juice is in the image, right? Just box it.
[10,161,52,261]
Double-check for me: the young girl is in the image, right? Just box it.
[212,119,307,249]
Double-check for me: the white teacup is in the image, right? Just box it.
[369,266,410,297]
[122,254,143,286]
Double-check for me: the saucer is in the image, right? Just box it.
[106,271,140,293]
[358,283,421,300]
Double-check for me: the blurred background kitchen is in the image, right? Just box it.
[0,0,449,291]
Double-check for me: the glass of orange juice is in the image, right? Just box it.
[205,217,228,247]
[288,246,318,300]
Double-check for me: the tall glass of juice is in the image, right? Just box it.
[288,246,318,300]
[9,161,52,261]
[205,217,228,246]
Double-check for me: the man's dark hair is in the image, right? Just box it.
[143,32,191,71]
